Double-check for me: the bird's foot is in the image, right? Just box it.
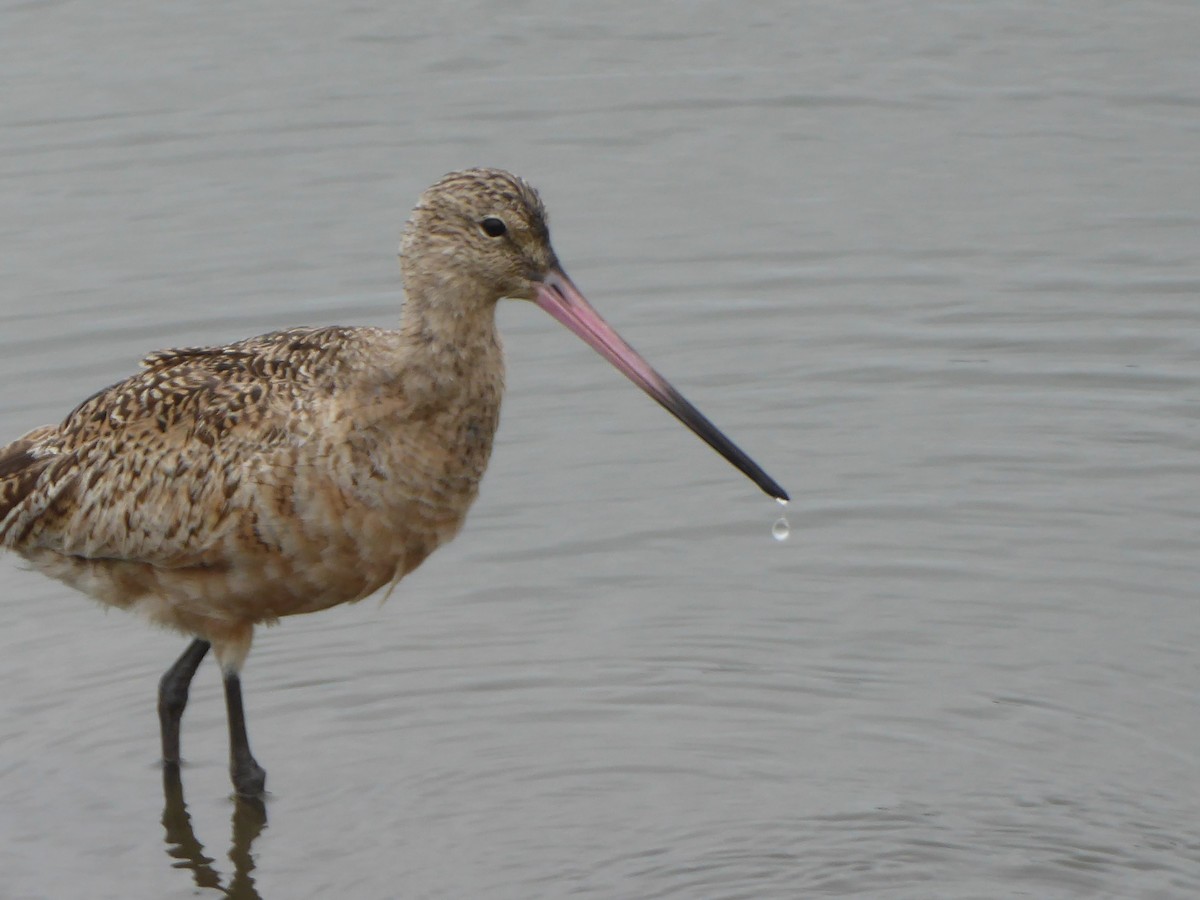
[231,757,267,799]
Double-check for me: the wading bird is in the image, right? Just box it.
[0,169,787,797]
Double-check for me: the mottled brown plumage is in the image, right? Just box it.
[1,172,527,672]
[0,168,785,797]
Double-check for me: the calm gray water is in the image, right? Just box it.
[2,2,1198,898]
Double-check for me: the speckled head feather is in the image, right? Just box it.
[400,168,556,307]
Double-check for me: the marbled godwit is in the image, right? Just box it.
[0,169,787,797]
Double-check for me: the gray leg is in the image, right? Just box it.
[158,639,211,764]
[223,669,266,797]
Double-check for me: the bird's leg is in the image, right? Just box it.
[222,667,266,798]
[158,639,211,765]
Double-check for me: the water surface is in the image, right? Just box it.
[1,2,1198,898]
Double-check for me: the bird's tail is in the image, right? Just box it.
[0,424,60,545]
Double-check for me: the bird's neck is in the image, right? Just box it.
[395,278,506,404]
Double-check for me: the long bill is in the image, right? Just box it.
[533,268,789,502]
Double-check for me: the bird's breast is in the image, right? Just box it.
[231,374,503,616]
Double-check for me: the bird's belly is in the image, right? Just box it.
[23,475,473,637]
[219,472,474,619]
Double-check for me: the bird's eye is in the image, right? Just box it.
[480,217,507,238]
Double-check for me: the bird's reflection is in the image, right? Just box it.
[161,765,267,899]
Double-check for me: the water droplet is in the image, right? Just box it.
[772,516,790,542]
[776,497,788,507]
